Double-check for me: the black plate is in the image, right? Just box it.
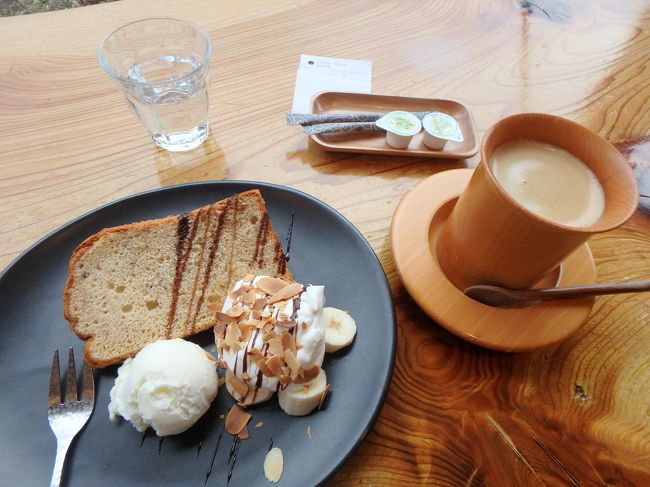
[0,181,395,487]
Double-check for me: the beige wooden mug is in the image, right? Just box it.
[436,113,638,291]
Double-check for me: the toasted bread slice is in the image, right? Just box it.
[63,190,291,367]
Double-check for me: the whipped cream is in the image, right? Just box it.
[108,339,218,436]
[216,275,325,394]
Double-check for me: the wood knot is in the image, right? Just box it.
[573,384,590,405]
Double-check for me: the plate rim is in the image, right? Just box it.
[1,180,396,486]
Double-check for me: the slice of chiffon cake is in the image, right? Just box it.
[64,190,292,368]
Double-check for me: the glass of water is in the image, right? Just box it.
[98,18,212,152]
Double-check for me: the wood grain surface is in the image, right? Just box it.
[1,0,649,485]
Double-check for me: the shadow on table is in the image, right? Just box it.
[285,138,477,182]
[153,134,229,187]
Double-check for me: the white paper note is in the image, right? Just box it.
[291,54,372,113]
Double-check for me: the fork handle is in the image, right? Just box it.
[50,436,73,487]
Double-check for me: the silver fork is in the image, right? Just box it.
[47,348,95,487]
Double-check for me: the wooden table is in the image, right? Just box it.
[1,0,648,484]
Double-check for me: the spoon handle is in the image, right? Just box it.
[516,279,650,300]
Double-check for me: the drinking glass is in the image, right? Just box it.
[98,18,212,152]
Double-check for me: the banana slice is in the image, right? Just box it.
[224,370,273,406]
[278,368,328,416]
[323,307,357,352]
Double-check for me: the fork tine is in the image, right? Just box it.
[81,360,94,403]
[65,348,78,403]
[48,350,61,407]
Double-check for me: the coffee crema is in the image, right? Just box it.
[491,139,605,227]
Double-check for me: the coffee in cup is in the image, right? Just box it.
[491,139,605,228]
[436,113,638,291]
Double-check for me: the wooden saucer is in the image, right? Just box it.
[390,169,596,352]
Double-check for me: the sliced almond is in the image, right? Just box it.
[212,311,235,324]
[275,320,295,329]
[318,384,331,410]
[238,323,253,342]
[242,372,251,381]
[228,375,249,398]
[219,414,225,419]
[253,297,268,311]
[230,284,251,300]
[214,323,227,338]
[238,425,250,440]
[267,337,284,357]
[242,288,257,307]
[301,365,320,381]
[224,325,242,346]
[226,305,246,318]
[283,350,301,373]
[225,405,251,435]
[254,356,276,378]
[267,282,304,304]
[266,355,285,377]
[247,348,264,362]
[280,332,297,354]
[247,319,265,329]
[255,422,264,428]
[264,447,284,483]
[257,277,291,295]
[293,365,320,384]
[279,374,292,385]
[204,351,217,362]
[306,426,312,438]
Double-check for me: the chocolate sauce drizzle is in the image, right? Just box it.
[197,429,205,457]
[226,436,243,486]
[167,213,191,338]
[139,429,149,447]
[274,239,287,276]
[285,210,295,263]
[252,213,270,266]
[225,197,240,287]
[185,206,211,333]
[204,424,224,484]
[167,210,204,338]
[190,198,232,332]
[158,437,164,454]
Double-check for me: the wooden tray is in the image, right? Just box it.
[310,92,479,158]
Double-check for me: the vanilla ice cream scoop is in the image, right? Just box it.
[108,339,218,436]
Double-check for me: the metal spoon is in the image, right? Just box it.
[464,280,650,308]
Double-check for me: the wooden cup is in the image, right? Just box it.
[436,113,638,290]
